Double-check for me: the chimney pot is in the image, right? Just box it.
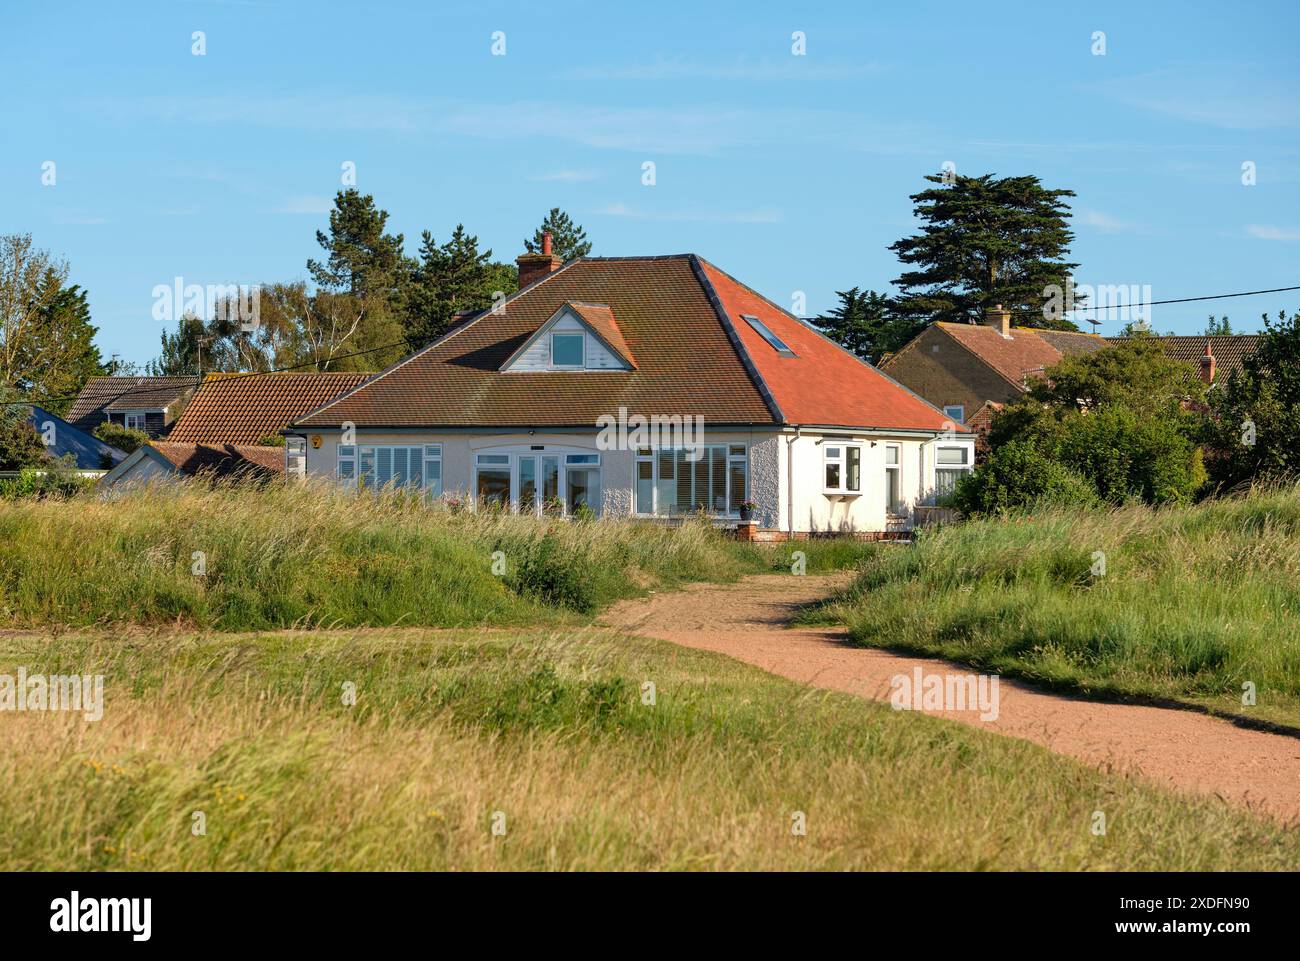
[516,233,563,289]
[984,303,1012,337]
[1201,340,1216,385]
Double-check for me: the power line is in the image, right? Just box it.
[6,280,1299,410]
[4,337,414,409]
[1066,284,1300,314]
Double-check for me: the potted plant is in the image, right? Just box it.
[739,500,758,522]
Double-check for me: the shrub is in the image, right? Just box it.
[507,531,599,613]
[950,441,1099,516]
[0,460,95,500]
[92,421,149,455]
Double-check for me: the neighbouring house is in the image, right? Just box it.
[963,400,1004,459]
[285,243,974,537]
[19,405,126,475]
[879,306,1108,428]
[65,376,198,438]
[1104,334,1261,387]
[99,442,285,488]
[166,371,373,445]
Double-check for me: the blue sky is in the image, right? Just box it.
[3,0,1298,366]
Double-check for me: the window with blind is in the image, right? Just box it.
[635,446,746,516]
[934,445,971,496]
[339,444,442,495]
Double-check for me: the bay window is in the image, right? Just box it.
[824,444,862,494]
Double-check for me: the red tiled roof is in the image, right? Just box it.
[66,377,197,429]
[566,302,637,368]
[936,323,1106,389]
[697,260,959,431]
[167,372,371,444]
[296,255,957,433]
[1105,335,1261,383]
[150,442,285,477]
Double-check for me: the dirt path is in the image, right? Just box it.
[602,573,1300,825]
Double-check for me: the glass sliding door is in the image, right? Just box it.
[541,456,560,515]
[517,456,538,515]
[564,453,601,516]
[475,454,511,509]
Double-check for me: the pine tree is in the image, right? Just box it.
[406,226,518,346]
[307,190,410,301]
[1204,315,1233,336]
[815,288,921,363]
[524,208,592,262]
[14,271,106,416]
[890,173,1082,330]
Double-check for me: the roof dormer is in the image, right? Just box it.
[500,302,636,372]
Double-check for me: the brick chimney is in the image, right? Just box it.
[1200,339,1216,385]
[516,231,563,289]
[984,303,1012,337]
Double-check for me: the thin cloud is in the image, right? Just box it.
[1094,67,1300,130]
[273,195,333,215]
[1246,224,1300,241]
[88,94,432,133]
[594,202,781,224]
[528,169,600,183]
[565,57,886,81]
[444,101,915,156]
[1079,209,1140,234]
[52,212,110,225]
[84,92,923,156]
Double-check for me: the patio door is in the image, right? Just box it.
[565,462,601,515]
[516,454,563,516]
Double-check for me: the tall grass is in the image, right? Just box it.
[805,484,1300,724]
[2,627,1295,870]
[0,479,865,631]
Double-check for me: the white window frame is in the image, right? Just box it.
[472,449,602,516]
[550,331,586,369]
[633,445,747,518]
[943,405,965,424]
[341,443,442,494]
[884,443,902,515]
[934,444,973,498]
[285,436,306,478]
[123,411,149,431]
[823,443,862,495]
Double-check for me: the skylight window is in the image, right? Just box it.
[741,314,795,357]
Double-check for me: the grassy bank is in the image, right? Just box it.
[0,480,864,631]
[2,626,1296,870]
[802,485,1300,727]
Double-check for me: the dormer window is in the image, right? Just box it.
[501,302,636,373]
[742,314,796,357]
[551,332,586,368]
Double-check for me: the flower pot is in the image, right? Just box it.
[739,506,754,522]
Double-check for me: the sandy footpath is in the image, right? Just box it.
[602,573,1300,825]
